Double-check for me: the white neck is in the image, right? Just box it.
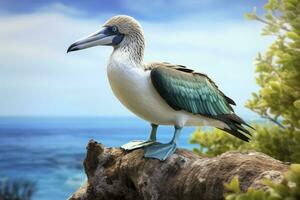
[112,34,145,65]
[110,43,145,68]
[109,49,140,70]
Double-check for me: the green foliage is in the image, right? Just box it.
[191,0,300,163]
[191,125,300,163]
[245,0,300,129]
[190,128,251,157]
[225,164,300,200]
[0,179,36,200]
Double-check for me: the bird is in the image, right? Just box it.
[67,15,253,161]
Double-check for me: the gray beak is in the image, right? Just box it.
[67,26,123,53]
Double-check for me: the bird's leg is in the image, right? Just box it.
[144,126,182,161]
[149,123,158,141]
[121,123,159,151]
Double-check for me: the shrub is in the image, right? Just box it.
[191,0,300,164]
[225,164,300,200]
[190,125,300,163]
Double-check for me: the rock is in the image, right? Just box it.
[68,140,289,200]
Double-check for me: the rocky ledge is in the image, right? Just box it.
[68,140,288,200]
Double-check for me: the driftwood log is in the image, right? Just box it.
[68,140,289,200]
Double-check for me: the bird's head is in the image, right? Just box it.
[67,15,145,54]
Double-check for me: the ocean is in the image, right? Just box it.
[0,117,198,200]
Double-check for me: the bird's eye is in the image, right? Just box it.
[112,26,118,33]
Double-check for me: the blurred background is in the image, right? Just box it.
[3,0,299,199]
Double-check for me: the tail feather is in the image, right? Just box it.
[227,114,255,130]
[235,124,251,136]
[215,114,253,142]
[221,128,250,142]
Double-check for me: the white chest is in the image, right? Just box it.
[105,52,227,129]
[107,61,148,110]
[106,55,178,125]
[103,51,227,129]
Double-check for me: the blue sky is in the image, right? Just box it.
[0,0,272,118]
[0,0,266,20]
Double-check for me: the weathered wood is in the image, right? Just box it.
[68,140,288,200]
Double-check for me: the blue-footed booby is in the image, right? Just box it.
[67,15,253,161]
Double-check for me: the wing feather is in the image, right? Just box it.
[150,66,232,116]
[148,63,253,141]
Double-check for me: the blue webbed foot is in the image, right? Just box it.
[121,140,158,151]
[144,142,177,161]
[121,123,159,151]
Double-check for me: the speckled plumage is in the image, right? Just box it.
[104,15,145,63]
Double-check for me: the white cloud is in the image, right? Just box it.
[36,2,86,16]
[0,10,122,116]
[0,5,273,118]
[122,0,228,19]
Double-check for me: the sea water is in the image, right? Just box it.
[0,117,198,200]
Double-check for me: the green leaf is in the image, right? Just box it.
[245,13,257,20]
[225,176,241,193]
[286,32,300,40]
[293,100,300,109]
